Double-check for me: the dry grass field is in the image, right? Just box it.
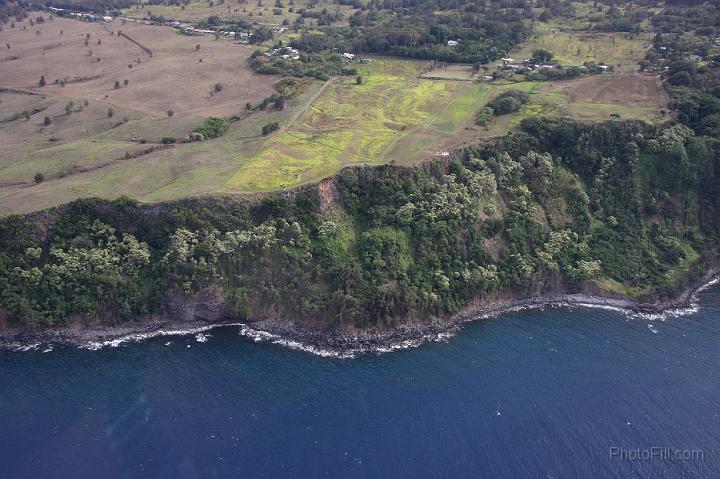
[0,12,292,214]
[0,15,278,116]
[121,0,360,27]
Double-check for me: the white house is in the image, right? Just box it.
[342,52,355,60]
[447,40,458,46]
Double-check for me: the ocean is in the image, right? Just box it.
[1,284,719,478]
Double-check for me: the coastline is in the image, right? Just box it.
[2,269,718,357]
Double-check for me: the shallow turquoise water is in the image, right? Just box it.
[1,285,719,478]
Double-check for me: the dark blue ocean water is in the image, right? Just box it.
[2,286,719,478]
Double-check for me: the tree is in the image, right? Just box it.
[65,104,72,115]
[114,80,120,89]
[213,82,223,93]
[34,172,44,184]
[108,108,114,118]
[196,44,200,51]
[274,96,285,110]
[43,116,51,126]
[38,75,46,87]
[356,75,362,85]
[532,48,553,63]
[123,79,129,86]
[167,110,174,117]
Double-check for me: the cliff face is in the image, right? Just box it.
[1,118,718,333]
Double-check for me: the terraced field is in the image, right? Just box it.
[224,59,492,191]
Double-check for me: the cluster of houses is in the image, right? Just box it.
[343,53,373,63]
[47,7,112,23]
[498,57,609,73]
[183,26,216,35]
[178,24,255,42]
[501,57,556,72]
[265,46,301,60]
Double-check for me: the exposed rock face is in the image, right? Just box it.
[164,286,227,324]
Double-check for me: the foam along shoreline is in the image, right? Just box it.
[1,274,718,357]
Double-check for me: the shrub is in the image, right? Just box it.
[474,107,493,126]
[192,117,229,139]
[261,122,279,135]
[487,90,530,115]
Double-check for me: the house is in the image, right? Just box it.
[447,40,458,46]
[342,52,355,60]
[501,57,515,63]
[598,64,609,70]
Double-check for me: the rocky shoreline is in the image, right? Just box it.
[1,270,718,356]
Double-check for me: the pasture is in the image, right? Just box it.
[0,13,294,214]
[121,0,360,27]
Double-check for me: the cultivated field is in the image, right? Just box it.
[223,59,489,192]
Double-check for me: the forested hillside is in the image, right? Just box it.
[1,0,719,331]
[1,117,717,330]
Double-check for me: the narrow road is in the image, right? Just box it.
[279,76,335,133]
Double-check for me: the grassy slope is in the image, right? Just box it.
[0,30,664,215]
